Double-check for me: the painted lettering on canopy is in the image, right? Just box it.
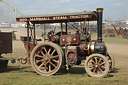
[17,15,89,22]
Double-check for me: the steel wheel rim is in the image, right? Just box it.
[32,43,62,75]
[107,53,115,71]
[87,56,108,77]
[107,55,112,70]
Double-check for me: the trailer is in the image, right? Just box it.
[0,32,12,72]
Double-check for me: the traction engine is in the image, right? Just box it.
[16,8,115,78]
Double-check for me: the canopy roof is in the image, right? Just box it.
[16,11,97,24]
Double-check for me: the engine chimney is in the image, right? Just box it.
[96,8,103,43]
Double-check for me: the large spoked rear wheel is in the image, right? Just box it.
[0,60,8,72]
[85,54,109,78]
[30,42,63,76]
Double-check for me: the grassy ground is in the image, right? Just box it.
[104,37,128,44]
[0,28,128,85]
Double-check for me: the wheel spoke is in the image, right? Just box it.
[101,65,105,69]
[98,58,101,64]
[35,54,43,58]
[52,59,59,63]
[107,56,110,60]
[99,62,105,66]
[51,49,56,56]
[97,69,100,74]
[50,62,56,68]
[51,55,59,59]
[38,63,44,69]
[98,67,104,73]
[44,47,47,54]
[44,63,47,70]
[36,59,44,63]
[88,63,94,68]
[106,56,108,59]
[49,64,51,72]
[41,51,45,56]
[94,57,97,63]
[91,59,96,64]
[37,51,41,55]
[90,67,94,70]
[48,48,51,54]
[93,68,96,73]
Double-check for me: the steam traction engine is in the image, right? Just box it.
[17,8,115,78]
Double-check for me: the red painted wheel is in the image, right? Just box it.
[85,54,109,78]
[30,42,63,76]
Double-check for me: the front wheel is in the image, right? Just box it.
[85,54,109,78]
[30,42,63,76]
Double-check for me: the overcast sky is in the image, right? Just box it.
[0,0,128,23]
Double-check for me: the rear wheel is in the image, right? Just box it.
[30,42,63,76]
[85,54,109,78]
[0,60,8,72]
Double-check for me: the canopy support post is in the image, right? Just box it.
[33,22,36,46]
[65,22,67,33]
[27,21,30,64]
[61,22,63,35]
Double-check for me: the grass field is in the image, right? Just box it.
[0,28,128,85]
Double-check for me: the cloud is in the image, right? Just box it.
[114,3,123,6]
[14,0,21,4]
[78,0,87,1]
[60,0,71,2]
[0,3,10,22]
[22,10,43,14]
[69,8,80,12]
